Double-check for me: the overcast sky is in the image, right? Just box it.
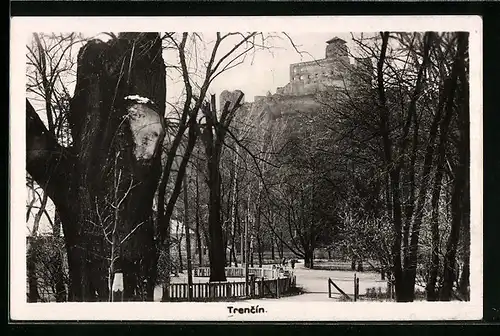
[193,32,358,102]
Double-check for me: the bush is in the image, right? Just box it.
[26,235,69,302]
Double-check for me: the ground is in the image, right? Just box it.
[243,261,388,303]
[153,260,391,302]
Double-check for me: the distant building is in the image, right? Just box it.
[275,37,352,96]
[248,36,373,122]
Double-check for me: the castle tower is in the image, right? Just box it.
[325,37,349,63]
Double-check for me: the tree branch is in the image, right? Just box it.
[26,99,72,212]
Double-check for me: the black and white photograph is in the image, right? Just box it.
[10,16,482,321]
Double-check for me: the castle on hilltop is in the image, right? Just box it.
[223,37,373,124]
[254,37,372,102]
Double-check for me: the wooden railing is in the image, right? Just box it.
[166,276,296,301]
[193,266,279,279]
[166,281,246,301]
[328,277,352,301]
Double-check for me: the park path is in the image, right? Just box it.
[153,261,388,302]
[243,261,387,303]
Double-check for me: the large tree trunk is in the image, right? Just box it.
[194,167,203,267]
[440,32,469,301]
[399,33,436,301]
[27,33,166,301]
[457,32,471,302]
[160,221,171,301]
[183,175,194,300]
[202,97,227,282]
[271,234,275,261]
[440,167,466,301]
[426,169,444,301]
[458,190,470,300]
[279,231,284,260]
[26,237,40,302]
[53,211,67,302]
[375,32,405,302]
[177,223,184,273]
[206,153,226,281]
[304,249,314,269]
[257,235,263,268]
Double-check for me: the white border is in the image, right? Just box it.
[10,16,483,321]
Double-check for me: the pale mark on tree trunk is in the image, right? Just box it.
[125,101,165,161]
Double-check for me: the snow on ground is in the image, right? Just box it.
[242,261,388,303]
[153,273,248,302]
[153,262,389,302]
[153,262,429,302]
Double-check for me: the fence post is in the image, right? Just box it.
[276,277,280,298]
[209,283,215,299]
[353,273,357,302]
[250,274,255,297]
[328,278,332,298]
[356,277,360,301]
[260,277,264,297]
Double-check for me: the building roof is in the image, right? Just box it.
[326,37,346,44]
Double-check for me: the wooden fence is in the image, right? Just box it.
[193,266,278,279]
[328,277,352,301]
[166,276,296,301]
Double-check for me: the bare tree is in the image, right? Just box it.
[156,32,299,284]
[27,33,166,301]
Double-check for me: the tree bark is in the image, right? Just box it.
[271,234,275,261]
[53,211,67,302]
[177,222,184,273]
[357,258,364,272]
[183,175,194,300]
[458,197,470,300]
[195,166,203,266]
[375,31,407,302]
[32,193,49,236]
[304,249,314,269]
[257,235,263,268]
[27,33,166,301]
[203,97,227,282]
[279,231,284,260]
[440,32,469,301]
[201,92,244,281]
[440,167,466,301]
[426,169,444,301]
[26,237,40,302]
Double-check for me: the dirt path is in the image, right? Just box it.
[153,262,389,302]
[244,262,387,303]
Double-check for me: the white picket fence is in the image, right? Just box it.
[166,276,296,301]
[193,266,279,279]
